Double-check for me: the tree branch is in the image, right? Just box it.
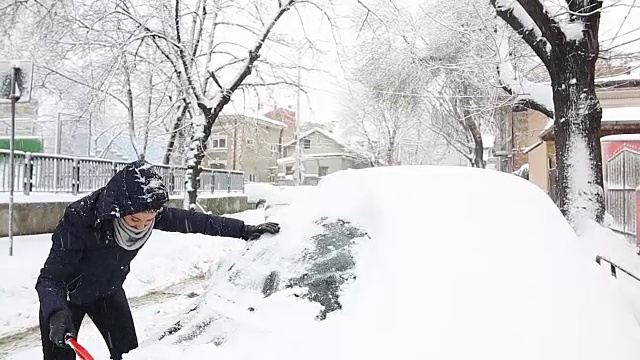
[515,0,562,44]
[199,0,297,127]
[208,70,223,89]
[490,0,552,68]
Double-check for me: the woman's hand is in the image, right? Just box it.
[242,222,281,240]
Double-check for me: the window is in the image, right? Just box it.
[285,166,293,175]
[319,166,329,177]
[246,138,255,146]
[210,162,226,170]
[303,139,311,150]
[270,144,279,154]
[211,135,227,149]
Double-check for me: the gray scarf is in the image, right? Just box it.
[113,217,155,251]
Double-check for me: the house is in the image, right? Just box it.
[0,100,44,152]
[276,127,369,185]
[521,77,640,197]
[262,106,296,143]
[203,113,287,183]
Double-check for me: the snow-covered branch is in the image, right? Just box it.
[515,0,562,43]
[490,0,552,67]
[495,24,554,118]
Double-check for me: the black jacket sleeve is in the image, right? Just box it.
[154,207,247,239]
[35,207,85,323]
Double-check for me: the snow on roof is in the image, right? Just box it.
[540,107,640,139]
[0,135,41,139]
[602,106,640,123]
[600,134,640,142]
[595,73,640,84]
[218,114,287,128]
[277,157,295,165]
[304,152,354,158]
[254,115,287,128]
[283,128,347,147]
[523,140,543,154]
[277,153,354,165]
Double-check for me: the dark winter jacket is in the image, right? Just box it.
[35,160,247,323]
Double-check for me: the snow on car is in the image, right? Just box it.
[24,166,640,359]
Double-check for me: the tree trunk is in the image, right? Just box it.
[123,63,141,159]
[551,53,604,223]
[465,120,484,168]
[386,128,397,165]
[141,71,154,161]
[490,0,605,225]
[163,102,189,165]
[232,116,238,170]
[461,83,484,168]
[183,1,297,207]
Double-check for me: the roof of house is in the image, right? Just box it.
[218,114,287,128]
[263,107,295,119]
[601,134,640,142]
[523,140,543,154]
[539,106,640,140]
[283,127,347,147]
[254,115,288,128]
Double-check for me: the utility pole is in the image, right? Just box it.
[8,65,19,256]
[293,51,303,186]
[1,60,33,256]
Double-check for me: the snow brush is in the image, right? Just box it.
[65,336,95,360]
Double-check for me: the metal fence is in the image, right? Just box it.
[0,150,245,195]
[604,149,640,240]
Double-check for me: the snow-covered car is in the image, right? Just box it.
[136,166,640,359]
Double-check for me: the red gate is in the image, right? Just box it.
[601,135,640,245]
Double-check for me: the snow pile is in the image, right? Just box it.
[302,166,640,360]
[118,166,640,359]
[0,236,51,338]
[579,221,640,323]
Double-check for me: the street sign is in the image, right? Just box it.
[0,60,33,103]
[1,60,34,256]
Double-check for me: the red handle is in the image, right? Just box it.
[66,337,95,360]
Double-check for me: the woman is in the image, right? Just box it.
[35,160,280,360]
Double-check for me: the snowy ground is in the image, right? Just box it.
[0,208,265,357]
[4,167,640,359]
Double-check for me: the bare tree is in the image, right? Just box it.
[2,0,329,181]
[490,0,605,224]
[126,0,333,207]
[340,38,446,167]
[351,0,507,168]
[1,0,184,159]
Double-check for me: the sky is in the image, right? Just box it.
[222,1,358,126]
[271,0,640,126]
[29,0,640,162]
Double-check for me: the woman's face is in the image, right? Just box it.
[123,211,157,230]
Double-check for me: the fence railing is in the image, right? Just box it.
[603,149,639,241]
[0,150,245,195]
